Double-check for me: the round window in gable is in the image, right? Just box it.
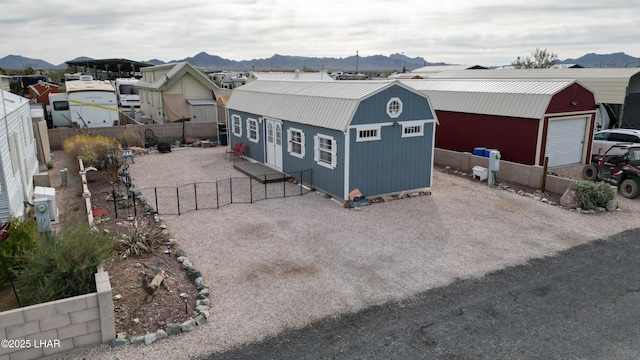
[386,97,403,118]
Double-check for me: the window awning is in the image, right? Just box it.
[162,93,190,122]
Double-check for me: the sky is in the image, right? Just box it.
[1,0,639,67]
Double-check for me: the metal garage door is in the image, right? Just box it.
[545,117,588,167]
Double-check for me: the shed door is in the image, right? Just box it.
[545,117,588,167]
[266,119,283,170]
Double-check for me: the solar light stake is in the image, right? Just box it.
[180,293,191,314]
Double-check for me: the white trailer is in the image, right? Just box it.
[49,75,119,128]
[115,78,140,107]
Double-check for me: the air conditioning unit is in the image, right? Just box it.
[34,186,59,223]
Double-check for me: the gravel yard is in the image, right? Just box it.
[61,146,640,359]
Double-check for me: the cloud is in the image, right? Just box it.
[1,0,638,66]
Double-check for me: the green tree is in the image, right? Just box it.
[512,48,558,69]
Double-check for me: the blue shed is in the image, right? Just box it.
[225,80,437,200]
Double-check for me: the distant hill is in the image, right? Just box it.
[556,52,640,68]
[0,55,55,70]
[2,52,639,71]
[162,52,435,71]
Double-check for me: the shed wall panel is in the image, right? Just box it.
[281,122,345,198]
[352,86,435,125]
[227,110,265,163]
[435,111,539,165]
[348,122,434,197]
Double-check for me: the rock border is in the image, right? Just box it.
[441,166,621,214]
[109,189,211,348]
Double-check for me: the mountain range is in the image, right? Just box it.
[1,52,639,72]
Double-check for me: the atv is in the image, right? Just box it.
[582,145,640,199]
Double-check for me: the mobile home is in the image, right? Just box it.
[49,75,119,128]
[115,78,140,107]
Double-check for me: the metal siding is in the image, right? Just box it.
[426,69,640,104]
[351,86,434,125]
[281,122,344,198]
[349,122,434,197]
[435,111,539,165]
[227,110,265,162]
[3,113,25,220]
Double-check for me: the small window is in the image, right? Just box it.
[247,118,259,143]
[401,121,425,138]
[232,115,242,137]
[356,125,381,142]
[53,101,69,111]
[314,134,337,169]
[287,128,305,158]
[386,97,403,118]
[593,132,609,141]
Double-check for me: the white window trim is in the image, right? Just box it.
[314,134,337,170]
[386,97,403,119]
[231,115,242,137]
[355,124,382,142]
[401,120,425,138]
[246,117,259,143]
[287,127,306,159]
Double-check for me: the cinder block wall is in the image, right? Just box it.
[0,268,114,360]
[47,121,218,150]
[434,148,574,195]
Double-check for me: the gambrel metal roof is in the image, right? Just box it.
[226,80,425,131]
[401,79,579,119]
[249,71,334,81]
[425,68,640,104]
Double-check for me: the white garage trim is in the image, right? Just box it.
[545,116,589,167]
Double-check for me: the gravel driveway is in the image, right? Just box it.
[66,146,640,359]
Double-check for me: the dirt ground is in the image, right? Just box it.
[0,150,200,338]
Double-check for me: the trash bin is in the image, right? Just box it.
[219,132,228,146]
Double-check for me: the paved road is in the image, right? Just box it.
[203,228,640,360]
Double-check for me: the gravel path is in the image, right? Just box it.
[60,146,640,359]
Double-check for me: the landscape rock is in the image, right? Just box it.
[181,319,196,332]
[199,287,210,296]
[195,314,206,326]
[182,259,193,269]
[560,189,579,209]
[144,332,158,345]
[110,338,130,348]
[166,323,182,336]
[606,199,618,211]
[196,305,210,312]
[130,335,145,345]
[156,329,168,339]
[196,298,210,307]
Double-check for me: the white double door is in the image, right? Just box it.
[265,118,283,170]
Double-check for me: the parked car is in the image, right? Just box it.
[592,129,640,155]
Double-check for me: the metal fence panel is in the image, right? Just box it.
[128,169,312,216]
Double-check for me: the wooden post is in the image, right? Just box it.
[541,156,549,193]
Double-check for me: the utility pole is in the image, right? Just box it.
[356,50,359,75]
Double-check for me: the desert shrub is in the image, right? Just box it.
[116,130,144,148]
[569,180,615,210]
[62,134,122,170]
[15,218,117,306]
[0,217,40,287]
[117,218,168,259]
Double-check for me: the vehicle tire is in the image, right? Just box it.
[582,164,598,181]
[619,179,639,199]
